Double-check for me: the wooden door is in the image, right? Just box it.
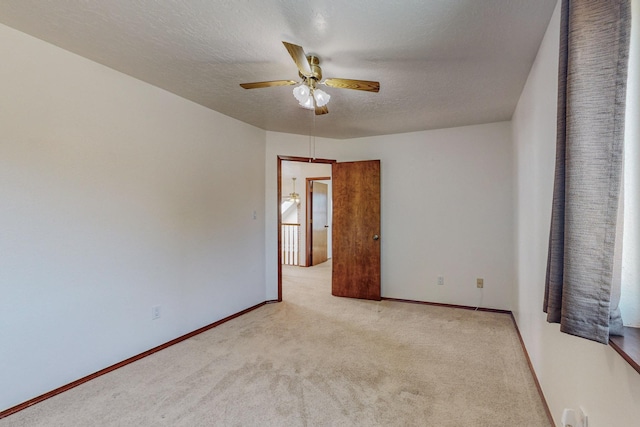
[311,181,329,265]
[332,160,381,300]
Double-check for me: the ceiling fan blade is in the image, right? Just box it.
[323,78,380,93]
[314,95,328,115]
[240,80,297,89]
[282,41,312,77]
[315,105,329,115]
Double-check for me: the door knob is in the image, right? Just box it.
[373,234,379,241]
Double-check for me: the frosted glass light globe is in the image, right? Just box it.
[301,94,315,110]
[292,85,310,103]
[314,89,330,107]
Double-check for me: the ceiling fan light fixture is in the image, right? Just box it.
[300,94,315,110]
[314,89,330,107]
[293,84,329,110]
[292,84,310,103]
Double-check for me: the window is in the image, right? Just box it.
[611,0,640,374]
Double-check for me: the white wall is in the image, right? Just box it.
[266,123,514,310]
[512,2,640,426]
[0,24,266,411]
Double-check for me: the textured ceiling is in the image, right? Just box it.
[0,0,557,139]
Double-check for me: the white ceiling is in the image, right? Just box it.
[0,0,557,139]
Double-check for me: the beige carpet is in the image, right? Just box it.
[1,261,551,426]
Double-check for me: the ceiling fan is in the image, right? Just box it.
[240,41,380,115]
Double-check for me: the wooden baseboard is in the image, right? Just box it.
[0,301,268,420]
[380,297,511,314]
[509,313,555,426]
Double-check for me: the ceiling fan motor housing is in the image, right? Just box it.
[307,55,322,81]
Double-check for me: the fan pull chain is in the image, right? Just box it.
[308,112,317,161]
[312,112,317,160]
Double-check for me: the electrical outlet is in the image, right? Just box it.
[477,278,484,288]
[579,407,588,427]
[562,408,577,427]
[562,408,586,427]
[152,305,161,320]
[437,276,444,286]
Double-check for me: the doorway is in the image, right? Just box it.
[277,156,381,302]
[306,177,331,267]
[277,156,334,301]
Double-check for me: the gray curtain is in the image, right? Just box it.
[544,0,631,344]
